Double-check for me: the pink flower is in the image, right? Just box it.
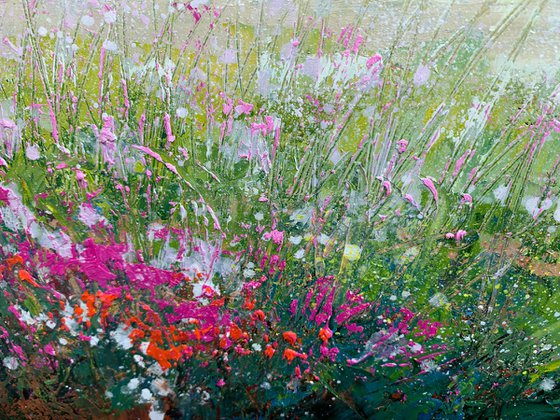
[289,299,298,315]
[381,362,397,367]
[404,194,419,209]
[455,230,467,241]
[366,54,382,68]
[43,343,56,356]
[73,169,88,189]
[421,177,438,204]
[235,100,253,116]
[163,112,175,144]
[264,229,284,245]
[223,98,233,115]
[382,180,392,196]
[345,323,364,334]
[0,118,16,129]
[397,139,408,153]
[94,115,117,166]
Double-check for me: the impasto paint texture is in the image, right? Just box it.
[0,0,559,418]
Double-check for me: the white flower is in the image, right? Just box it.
[251,343,262,352]
[152,378,172,396]
[140,388,153,401]
[420,359,438,372]
[429,293,448,307]
[110,324,133,350]
[190,0,209,7]
[78,203,102,227]
[289,235,302,245]
[410,343,423,353]
[3,357,18,370]
[290,207,313,225]
[343,244,362,261]
[176,107,188,118]
[134,355,145,368]
[294,249,305,259]
[127,378,140,391]
[539,378,556,392]
[149,408,165,420]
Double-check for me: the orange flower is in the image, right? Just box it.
[7,255,23,270]
[282,331,297,345]
[129,328,145,341]
[264,344,275,359]
[219,336,230,349]
[318,327,333,343]
[81,291,97,317]
[146,342,172,370]
[150,329,163,344]
[97,291,118,308]
[193,326,213,340]
[229,323,246,341]
[18,269,39,287]
[283,348,301,363]
[243,297,256,310]
[211,297,226,307]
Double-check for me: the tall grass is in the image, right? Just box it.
[0,0,559,417]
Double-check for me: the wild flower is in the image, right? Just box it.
[0,0,557,417]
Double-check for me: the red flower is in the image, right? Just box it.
[243,297,256,310]
[264,345,275,359]
[283,348,298,362]
[229,323,246,341]
[252,310,265,321]
[282,331,297,345]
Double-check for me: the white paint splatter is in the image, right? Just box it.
[104,11,117,24]
[25,143,40,160]
[103,40,118,52]
[413,63,431,87]
[493,185,509,203]
[81,15,95,27]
